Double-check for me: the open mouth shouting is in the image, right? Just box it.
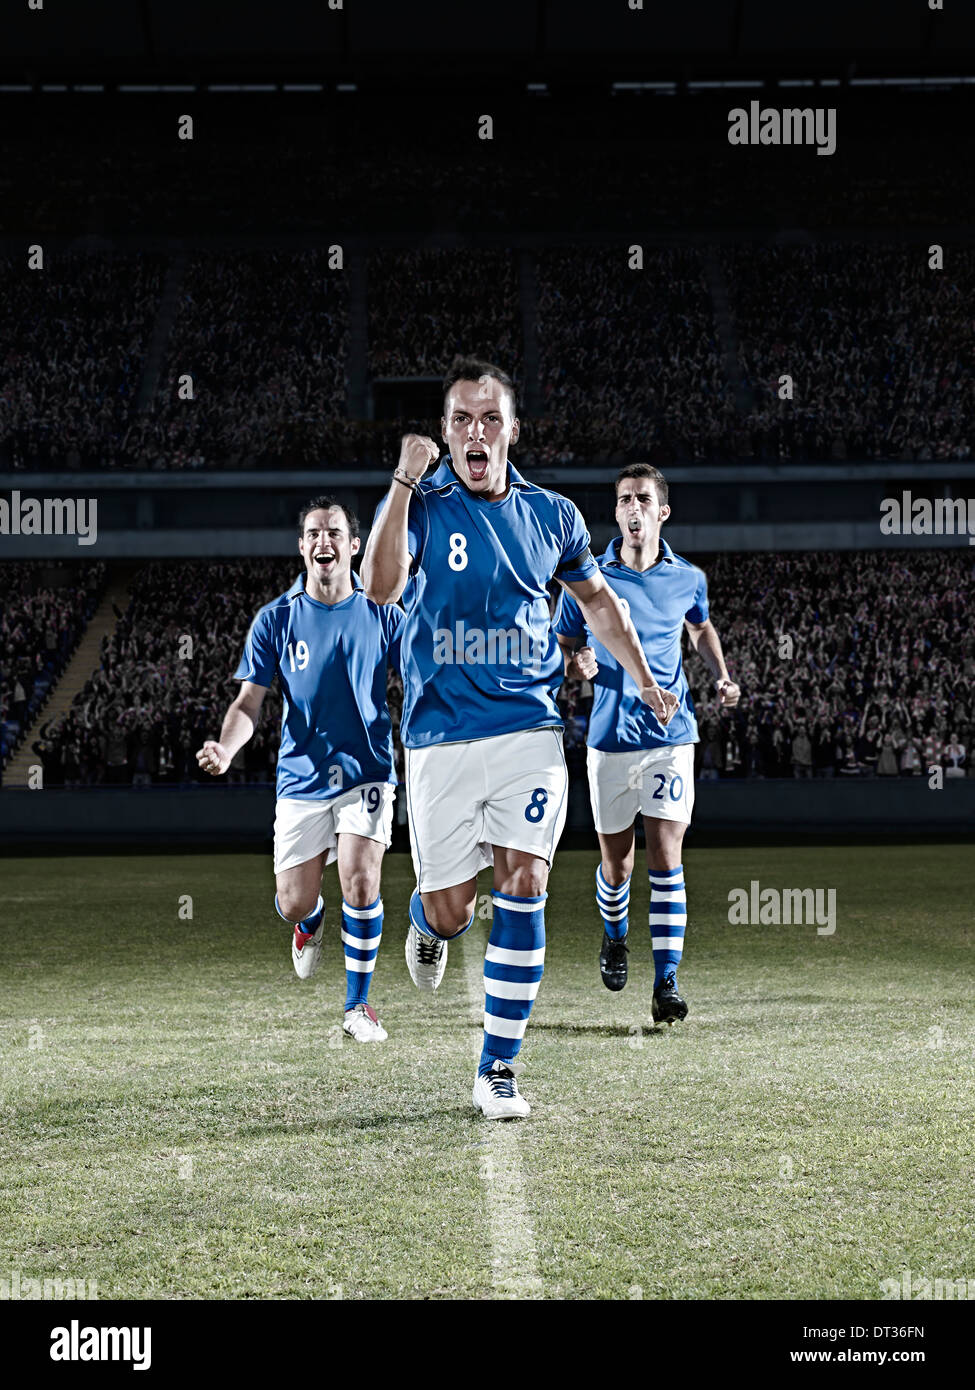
[464,445,490,482]
[626,515,644,539]
[313,549,336,572]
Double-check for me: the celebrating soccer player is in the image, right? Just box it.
[361,359,678,1118]
[555,464,740,1024]
[196,498,402,1043]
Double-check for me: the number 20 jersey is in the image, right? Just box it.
[234,572,403,800]
[384,457,598,750]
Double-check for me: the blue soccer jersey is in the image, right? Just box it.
[234,573,403,799]
[382,457,598,749]
[554,536,708,752]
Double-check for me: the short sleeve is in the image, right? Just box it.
[685,569,709,626]
[552,588,586,642]
[554,499,598,583]
[234,608,278,687]
[383,603,405,676]
[373,492,424,566]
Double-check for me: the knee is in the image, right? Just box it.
[502,864,548,900]
[342,870,380,910]
[423,893,475,938]
[601,857,633,887]
[276,887,317,922]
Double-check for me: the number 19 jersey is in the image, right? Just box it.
[234,572,403,800]
[385,457,598,750]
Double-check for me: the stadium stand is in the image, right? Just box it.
[0,561,107,772]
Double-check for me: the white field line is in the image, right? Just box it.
[461,924,544,1300]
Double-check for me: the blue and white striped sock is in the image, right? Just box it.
[409,887,473,941]
[341,897,383,1010]
[596,865,630,941]
[479,892,546,1077]
[649,865,686,986]
[275,893,323,936]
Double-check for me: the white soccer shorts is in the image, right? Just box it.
[273,782,396,875]
[586,742,695,834]
[404,727,569,893]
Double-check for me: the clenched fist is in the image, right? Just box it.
[196,740,231,775]
[397,434,440,481]
[716,678,741,708]
[566,646,598,681]
[640,684,680,727]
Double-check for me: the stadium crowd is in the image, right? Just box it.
[4,243,975,470]
[26,561,291,788]
[679,550,974,779]
[0,561,107,769]
[11,548,971,788]
[0,254,165,470]
[530,248,732,466]
[95,252,350,471]
[725,245,975,465]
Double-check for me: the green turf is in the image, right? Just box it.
[1,846,973,1300]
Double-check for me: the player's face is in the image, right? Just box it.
[615,479,670,546]
[442,377,519,497]
[298,507,360,584]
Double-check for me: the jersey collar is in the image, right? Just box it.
[602,535,675,569]
[429,456,531,495]
[286,571,363,598]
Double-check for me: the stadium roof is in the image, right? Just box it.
[3,2,975,85]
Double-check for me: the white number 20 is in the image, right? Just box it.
[287,640,310,672]
[448,533,468,571]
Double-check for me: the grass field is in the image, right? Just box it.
[1,845,973,1301]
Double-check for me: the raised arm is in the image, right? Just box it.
[360,434,439,604]
[561,572,678,726]
[196,680,268,775]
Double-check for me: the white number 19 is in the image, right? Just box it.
[287,640,310,671]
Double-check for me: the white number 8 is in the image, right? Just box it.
[287,640,310,672]
[448,533,468,571]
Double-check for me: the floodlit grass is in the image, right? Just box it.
[1,846,972,1300]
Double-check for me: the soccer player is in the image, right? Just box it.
[361,359,678,1118]
[196,498,402,1043]
[554,464,740,1024]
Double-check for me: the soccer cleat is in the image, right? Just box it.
[292,920,324,980]
[343,1003,388,1043]
[405,922,447,991]
[599,931,629,992]
[652,973,688,1025]
[472,1060,530,1120]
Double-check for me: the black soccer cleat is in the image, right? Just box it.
[599,931,629,992]
[652,973,688,1025]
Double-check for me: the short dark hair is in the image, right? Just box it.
[615,463,668,507]
[297,496,360,539]
[442,356,517,416]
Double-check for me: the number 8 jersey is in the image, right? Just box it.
[234,572,403,799]
[384,457,598,749]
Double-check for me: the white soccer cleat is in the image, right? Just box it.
[472,1060,531,1120]
[343,1003,388,1043]
[405,922,448,991]
[292,920,324,980]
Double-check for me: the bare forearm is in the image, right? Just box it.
[692,623,731,684]
[218,701,259,760]
[361,481,412,603]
